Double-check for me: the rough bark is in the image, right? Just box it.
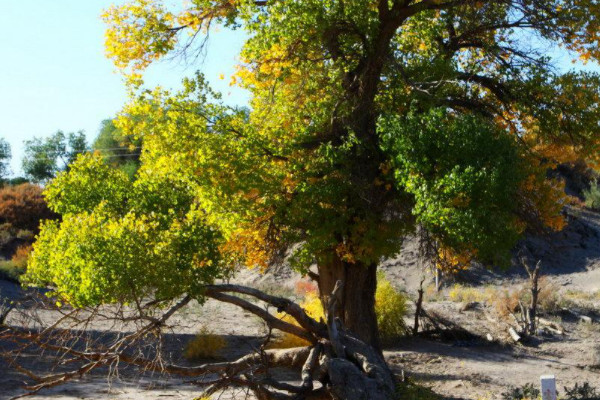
[316,256,380,350]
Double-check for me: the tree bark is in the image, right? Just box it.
[316,255,381,351]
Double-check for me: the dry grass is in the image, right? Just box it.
[183,328,227,361]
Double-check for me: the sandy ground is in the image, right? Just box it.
[2,206,600,400]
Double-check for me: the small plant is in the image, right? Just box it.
[183,328,226,361]
[12,244,32,270]
[584,181,600,210]
[0,260,25,283]
[563,381,599,400]
[501,383,540,400]
[395,379,443,400]
[376,275,408,342]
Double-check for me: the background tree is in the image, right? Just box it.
[22,130,88,183]
[92,119,141,179]
[19,1,600,398]
[0,138,11,182]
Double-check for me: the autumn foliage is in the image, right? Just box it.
[0,183,57,232]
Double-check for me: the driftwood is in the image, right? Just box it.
[508,327,521,342]
[538,318,565,335]
[2,280,396,400]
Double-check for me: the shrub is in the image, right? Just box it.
[493,278,562,320]
[501,383,540,400]
[0,260,25,283]
[448,284,497,304]
[376,276,408,342]
[270,275,408,348]
[584,181,600,210]
[11,244,32,270]
[0,183,58,232]
[563,382,599,400]
[183,328,227,361]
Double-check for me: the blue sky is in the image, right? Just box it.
[0,1,248,176]
[1,2,598,177]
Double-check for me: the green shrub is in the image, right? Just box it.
[0,260,25,283]
[584,181,600,210]
[501,383,540,400]
[563,382,599,400]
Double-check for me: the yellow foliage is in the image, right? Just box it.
[375,277,408,341]
[183,328,227,361]
[270,276,408,348]
[436,247,473,274]
[448,284,496,304]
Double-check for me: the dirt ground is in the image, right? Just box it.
[2,206,600,400]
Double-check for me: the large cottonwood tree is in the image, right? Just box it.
[21,1,600,399]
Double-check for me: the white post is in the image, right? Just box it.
[540,375,557,400]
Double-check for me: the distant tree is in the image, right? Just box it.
[0,138,12,181]
[0,183,57,233]
[92,119,141,179]
[22,131,88,183]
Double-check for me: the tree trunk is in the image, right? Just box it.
[316,255,381,351]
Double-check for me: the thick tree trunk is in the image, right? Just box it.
[316,255,380,351]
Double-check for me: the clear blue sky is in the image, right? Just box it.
[0,1,248,177]
[1,2,598,177]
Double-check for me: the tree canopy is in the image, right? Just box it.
[0,138,11,181]
[92,119,141,179]
[27,0,600,346]
[22,131,88,183]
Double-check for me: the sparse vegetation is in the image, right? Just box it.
[183,329,227,361]
[583,181,600,210]
[270,275,408,348]
[395,379,443,400]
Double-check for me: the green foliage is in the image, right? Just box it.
[379,109,525,267]
[0,138,11,180]
[22,130,88,183]
[25,154,226,307]
[92,119,141,178]
[563,382,599,400]
[583,181,600,210]
[0,260,25,283]
[501,383,541,400]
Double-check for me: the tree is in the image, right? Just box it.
[22,130,88,183]
[0,138,11,181]
[0,183,57,233]
[92,119,141,179]
[19,1,600,399]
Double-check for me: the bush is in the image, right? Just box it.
[183,328,227,361]
[584,181,600,210]
[0,260,25,283]
[270,275,408,348]
[376,275,408,342]
[11,244,32,270]
[493,278,562,319]
[501,383,540,400]
[563,382,599,400]
[0,183,57,232]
